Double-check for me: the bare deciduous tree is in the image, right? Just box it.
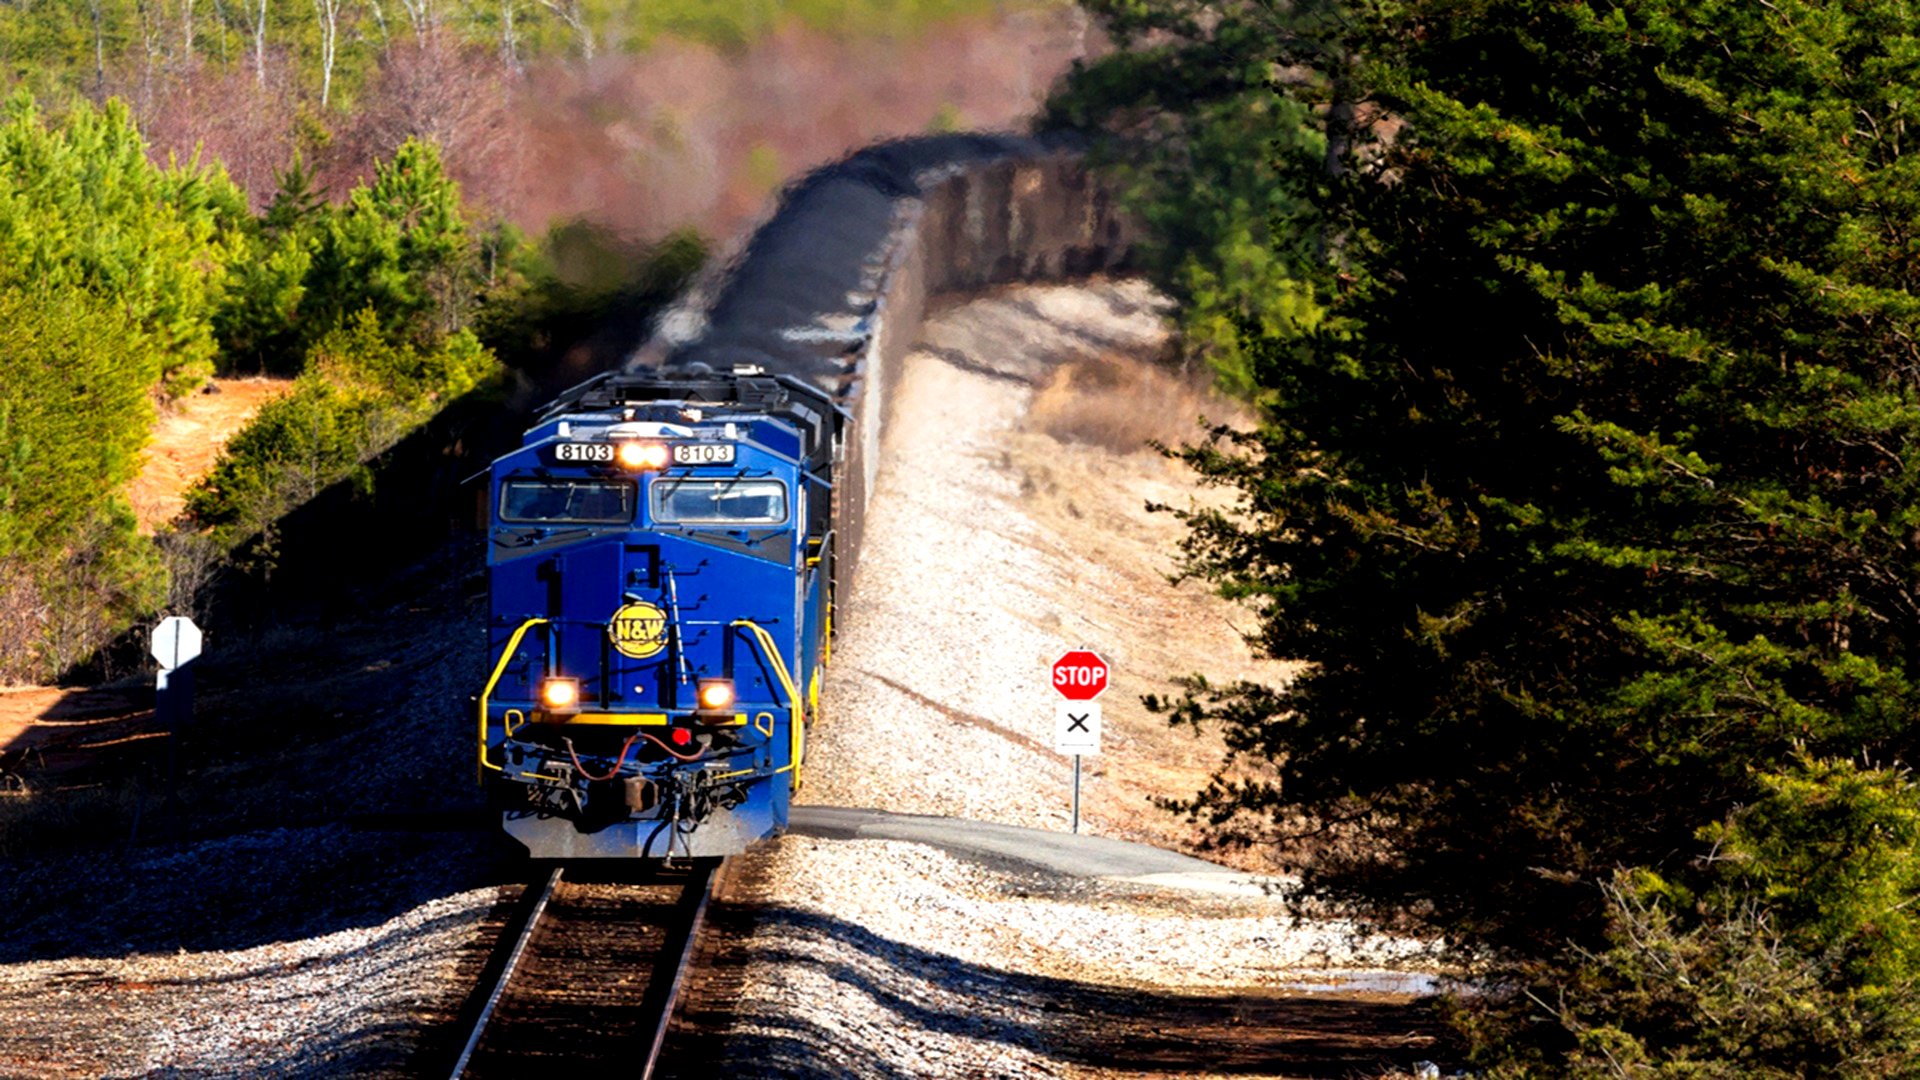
[248,0,269,86]
[340,33,520,207]
[135,0,161,107]
[88,0,107,94]
[498,0,521,74]
[210,0,230,63]
[181,0,197,63]
[535,0,591,61]
[312,0,341,106]
[367,0,390,47]
[397,0,437,36]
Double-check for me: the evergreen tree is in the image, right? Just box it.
[1050,1,1339,395]
[0,92,238,395]
[306,138,474,341]
[215,153,327,374]
[1100,0,1920,1057]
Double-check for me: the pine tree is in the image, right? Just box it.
[306,137,476,341]
[1125,0,1920,1021]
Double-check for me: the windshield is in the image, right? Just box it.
[651,479,788,525]
[499,479,636,524]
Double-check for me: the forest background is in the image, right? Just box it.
[0,0,1087,685]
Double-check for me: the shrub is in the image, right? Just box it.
[187,312,499,545]
[1467,762,1920,1076]
[0,92,241,397]
[0,286,168,682]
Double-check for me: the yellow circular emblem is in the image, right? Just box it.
[608,601,668,659]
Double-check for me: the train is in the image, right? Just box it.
[476,134,1129,859]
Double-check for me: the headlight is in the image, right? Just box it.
[696,678,735,711]
[540,677,580,710]
[617,441,670,470]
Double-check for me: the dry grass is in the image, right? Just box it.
[1007,346,1290,873]
[1025,352,1252,457]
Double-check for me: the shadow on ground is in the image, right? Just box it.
[671,903,1452,1079]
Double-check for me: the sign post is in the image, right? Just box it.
[150,616,203,841]
[151,616,203,728]
[1051,649,1108,834]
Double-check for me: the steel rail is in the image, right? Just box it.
[446,859,719,1078]
[447,866,563,1080]
[639,859,719,1080]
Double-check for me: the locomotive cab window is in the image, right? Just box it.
[500,479,636,524]
[651,479,788,525]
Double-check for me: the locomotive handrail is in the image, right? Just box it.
[479,616,551,783]
[806,529,834,568]
[729,619,805,790]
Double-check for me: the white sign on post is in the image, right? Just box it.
[1053,701,1102,756]
[150,616,203,671]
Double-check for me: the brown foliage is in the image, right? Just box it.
[507,8,1098,240]
[135,60,298,211]
[121,8,1097,236]
[328,33,522,210]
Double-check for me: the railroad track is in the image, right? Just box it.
[447,858,720,1078]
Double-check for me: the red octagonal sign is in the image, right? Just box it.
[1052,650,1109,701]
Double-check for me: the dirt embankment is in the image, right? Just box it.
[805,281,1289,860]
[128,377,289,535]
[0,376,288,755]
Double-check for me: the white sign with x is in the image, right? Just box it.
[1053,702,1102,757]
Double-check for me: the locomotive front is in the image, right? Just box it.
[479,369,838,858]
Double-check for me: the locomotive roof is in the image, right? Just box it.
[533,368,843,473]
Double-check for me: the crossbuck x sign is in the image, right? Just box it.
[1052,702,1102,756]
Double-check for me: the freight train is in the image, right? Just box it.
[476,135,1127,858]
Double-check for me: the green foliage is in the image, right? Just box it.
[1108,0,1920,1060]
[0,92,239,395]
[0,96,237,680]
[0,289,151,559]
[188,312,499,544]
[615,0,995,50]
[0,285,162,681]
[215,154,326,375]
[0,98,517,677]
[1049,2,1337,396]
[307,139,472,341]
[1463,760,1920,1076]
[474,222,705,360]
[1705,760,1920,988]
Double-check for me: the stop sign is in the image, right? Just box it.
[1051,650,1109,701]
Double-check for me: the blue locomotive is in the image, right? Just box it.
[480,367,841,858]
[475,134,1126,858]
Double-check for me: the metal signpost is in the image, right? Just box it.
[1050,649,1107,833]
[151,616,203,726]
[152,616,202,823]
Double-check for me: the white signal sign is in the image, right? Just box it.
[1053,702,1102,756]
[150,616,202,671]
